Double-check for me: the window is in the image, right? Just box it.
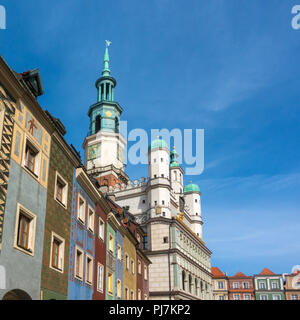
[54,172,68,207]
[50,232,65,272]
[233,282,239,289]
[125,254,129,270]
[131,259,135,275]
[259,282,266,289]
[243,282,249,289]
[97,264,104,292]
[99,218,104,240]
[233,294,240,300]
[77,195,86,224]
[244,294,251,300]
[138,260,142,274]
[23,138,40,177]
[130,290,135,300]
[117,245,122,260]
[273,295,280,300]
[195,199,198,203]
[260,295,268,300]
[162,200,165,205]
[154,174,157,178]
[154,201,157,206]
[144,294,148,300]
[163,236,169,243]
[14,204,36,255]
[88,206,95,232]
[138,289,141,300]
[144,266,148,280]
[161,158,163,162]
[108,273,113,295]
[124,287,129,300]
[219,296,225,300]
[292,294,298,300]
[142,200,145,204]
[75,247,84,280]
[109,233,114,253]
[161,174,164,178]
[85,255,93,284]
[271,282,278,289]
[218,281,224,289]
[117,279,121,298]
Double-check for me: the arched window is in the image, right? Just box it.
[182,270,186,291]
[95,115,101,133]
[115,117,119,133]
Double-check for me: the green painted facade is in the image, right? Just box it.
[254,274,285,300]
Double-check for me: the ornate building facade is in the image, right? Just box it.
[83,44,213,300]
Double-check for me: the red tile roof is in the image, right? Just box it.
[259,268,275,276]
[232,271,247,278]
[211,267,226,277]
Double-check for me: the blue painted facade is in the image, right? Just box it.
[68,168,95,300]
[115,230,123,300]
[0,160,47,300]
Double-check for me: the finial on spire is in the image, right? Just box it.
[102,40,111,76]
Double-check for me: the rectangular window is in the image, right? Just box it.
[138,289,141,300]
[88,206,95,232]
[260,295,268,300]
[138,260,142,274]
[244,294,250,300]
[130,290,134,300]
[292,294,298,300]
[259,282,266,289]
[109,233,114,253]
[125,254,129,270]
[271,282,278,289]
[273,295,280,300]
[14,204,36,255]
[117,279,121,298]
[99,218,104,240]
[144,294,148,300]
[108,273,113,295]
[50,232,65,272]
[55,172,68,207]
[124,287,129,300]
[131,259,135,275]
[233,282,239,289]
[24,142,39,176]
[144,266,148,280]
[78,195,86,224]
[86,255,93,284]
[75,247,84,280]
[97,264,104,292]
[219,296,225,300]
[117,245,122,260]
[233,294,240,300]
[243,282,249,289]
[218,281,224,289]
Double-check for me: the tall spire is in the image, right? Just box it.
[102,40,111,76]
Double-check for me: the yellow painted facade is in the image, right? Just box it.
[11,100,51,189]
[123,232,137,300]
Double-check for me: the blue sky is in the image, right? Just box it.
[1,0,299,276]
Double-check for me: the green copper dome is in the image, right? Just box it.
[148,137,169,150]
[170,161,180,167]
[184,183,200,193]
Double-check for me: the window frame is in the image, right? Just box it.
[117,244,122,261]
[117,279,122,299]
[13,203,37,256]
[98,217,105,241]
[77,194,86,224]
[85,254,93,285]
[109,233,114,253]
[54,171,68,208]
[74,246,84,280]
[97,263,104,293]
[107,272,113,295]
[22,135,41,179]
[87,205,95,233]
[49,231,65,273]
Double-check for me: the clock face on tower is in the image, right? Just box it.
[87,143,101,160]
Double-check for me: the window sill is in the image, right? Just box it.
[55,198,67,209]
[50,264,64,274]
[23,165,39,181]
[14,244,34,256]
[75,275,83,281]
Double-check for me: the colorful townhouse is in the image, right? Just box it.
[40,111,81,300]
[68,167,98,300]
[228,272,255,300]
[135,226,150,300]
[254,268,285,300]
[284,269,300,300]
[211,267,228,300]
[0,58,51,300]
[92,181,110,300]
